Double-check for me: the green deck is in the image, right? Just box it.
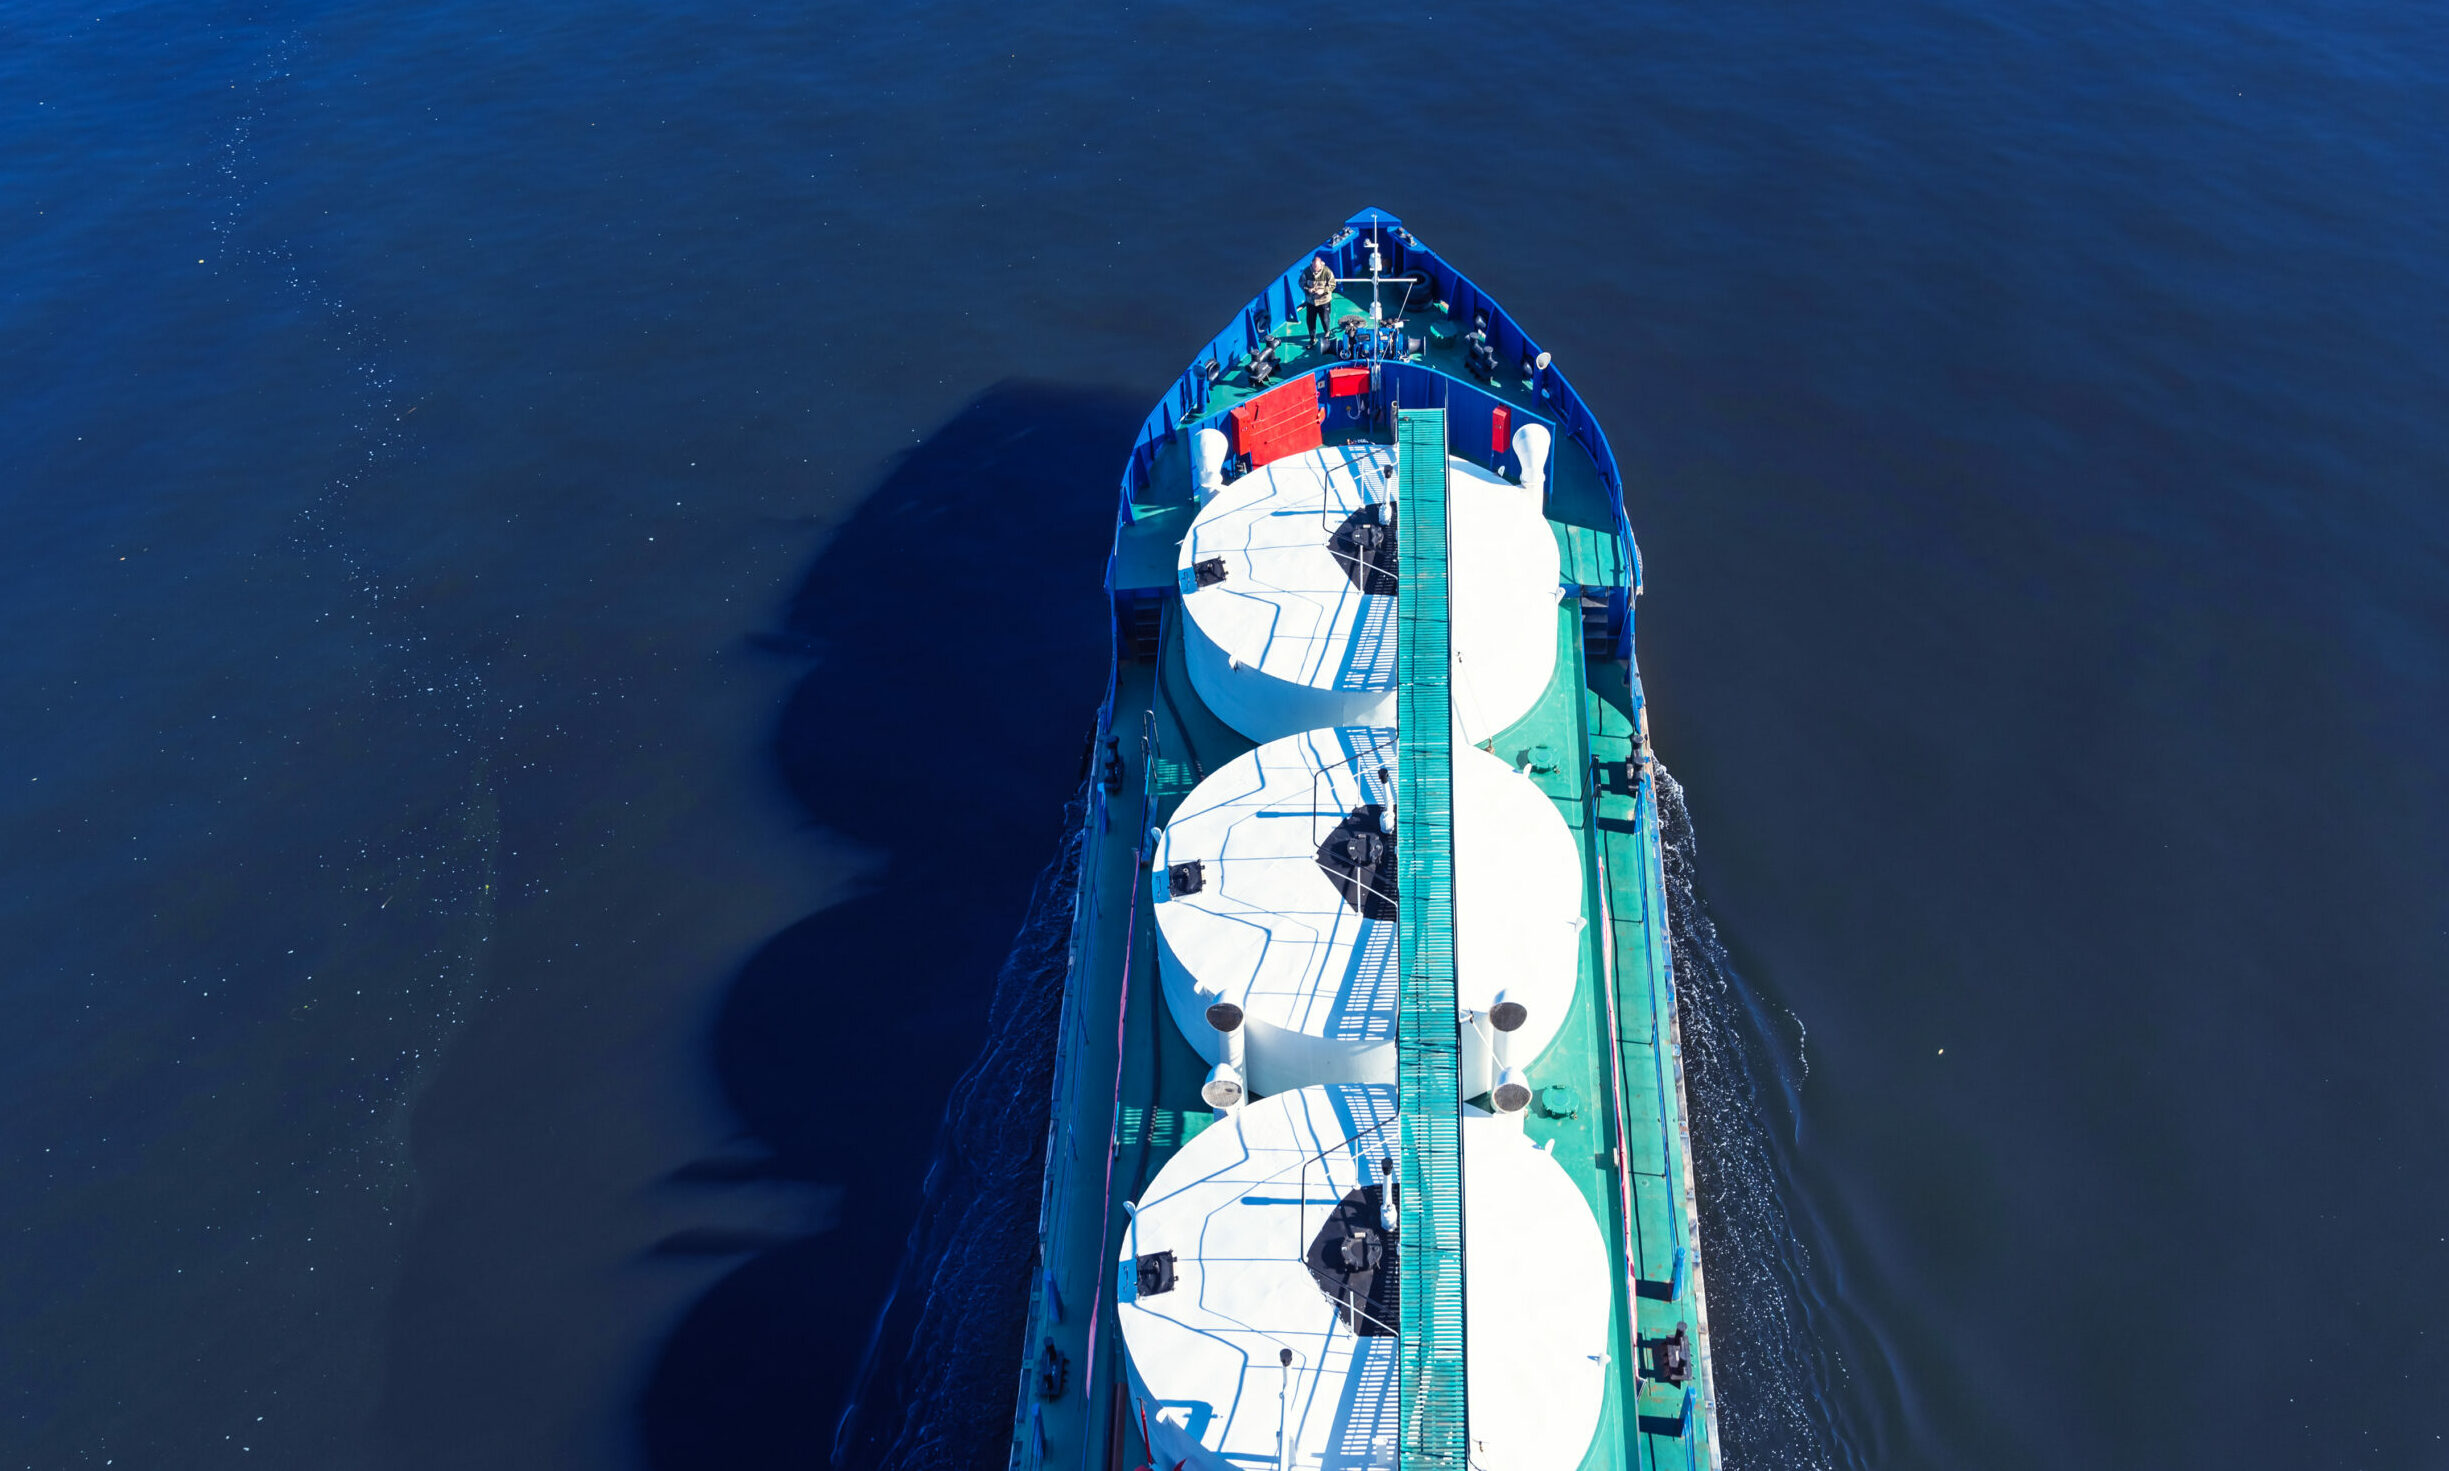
[1013,422,1720,1471]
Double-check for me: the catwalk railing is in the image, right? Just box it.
[1392,408,1469,1471]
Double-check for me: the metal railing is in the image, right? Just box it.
[1392,408,1469,1471]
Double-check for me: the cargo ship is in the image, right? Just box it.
[1011,209,1721,1471]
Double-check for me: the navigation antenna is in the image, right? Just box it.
[1369,222,1384,326]
[1333,220,1421,364]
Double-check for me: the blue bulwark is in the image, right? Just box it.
[1394,409,1468,1471]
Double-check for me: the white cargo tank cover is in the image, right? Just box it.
[1116,1084,1611,1471]
[1153,727,1582,1099]
[1176,440,1562,745]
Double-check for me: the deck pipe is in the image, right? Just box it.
[1489,990,1532,1114]
[1202,996,1248,1111]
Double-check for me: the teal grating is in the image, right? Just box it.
[1393,409,1469,1471]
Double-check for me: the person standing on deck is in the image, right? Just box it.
[1301,255,1336,343]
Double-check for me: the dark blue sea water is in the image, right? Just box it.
[4,2,2444,1468]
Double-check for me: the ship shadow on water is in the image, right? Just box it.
[638,382,1141,1471]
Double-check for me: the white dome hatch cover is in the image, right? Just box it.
[1153,727,1582,1100]
[1176,442,1561,746]
[1116,1083,1611,1471]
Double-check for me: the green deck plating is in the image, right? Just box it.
[1392,409,1470,1471]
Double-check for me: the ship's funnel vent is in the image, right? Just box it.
[1488,995,1529,1033]
[1315,804,1398,920]
[1492,1067,1533,1115]
[1304,1185,1400,1337]
[1326,506,1399,596]
[1205,1000,1246,1033]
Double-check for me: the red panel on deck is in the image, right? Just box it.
[1228,379,1325,469]
[1328,365,1371,398]
[1491,404,1512,454]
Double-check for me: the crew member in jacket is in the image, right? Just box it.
[1301,256,1336,342]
